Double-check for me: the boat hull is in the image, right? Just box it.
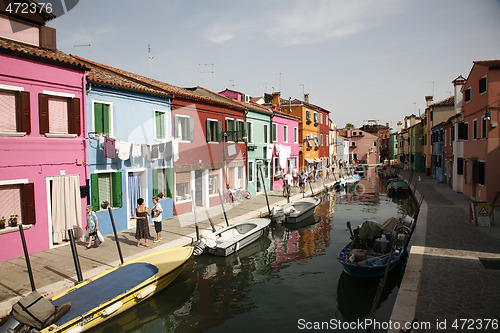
[42,246,193,332]
[207,219,270,257]
[283,197,321,223]
[337,243,403,281]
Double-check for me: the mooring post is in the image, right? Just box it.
[68,229,84,282]
[108,207,124,265]
[18,225,36,291]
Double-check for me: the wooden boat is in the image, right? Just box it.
[279,197,321,223]
[194,218,270,257]
[334,174,361,190]
[337,217,414,280]
[4,246,194,333]
[387,178,409,194]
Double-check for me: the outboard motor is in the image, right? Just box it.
[193,240,207,256]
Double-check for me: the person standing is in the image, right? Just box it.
[152,196,163,243]
[85,205,99,249]
[298,170,306,194]
[134,198,151,247]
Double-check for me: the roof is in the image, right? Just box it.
[430,96,454,107]
[473,60,500,69]
[0,36,89,70]
[289,98,330,114]
[71,56,248,110]
[273,109,300,121]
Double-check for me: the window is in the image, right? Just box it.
[90,172,122,211]
[264,161,270,178]
[294,127,298,143]
[314,136,319,149]
[306,110,311,122]
[306,134,312,149]
[283,125,288,142]
[473,119,478,139]
[248,161,254,182]
[272,123,277,142]
[320,134,323,146]
[0,183,36,226]
[314,112,318,125]
[155,110,167,140]
[175,171,191,202]
[351,141,356,147]
[208,169,220,195]
[320,113,323,124]
[206,119,222,142]
[93,102,111,136]
[236,120,246,142]
[153,168,173,198]
[0,89,30,134]
[452,125,455,141]
[237,166,245,188]
[479,76,487,94]
[373,141,377,147]
[273,157,279,176]
[464,87,471,103]
[482,117,487,139]
[478,161,485,185]
[247,122,253,143]
[40,94,80,135]
[264,124,269,143]
[458,122,469,140]
[457,158,464,175]
[174,115,194,141]
[224,118,236,141]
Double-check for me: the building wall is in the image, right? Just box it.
[271,113,299,189]
[348,130,379,164]
[0,53,87,262]
[86,87,174,236]
[246,110,272,195]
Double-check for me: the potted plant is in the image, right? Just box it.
[9,214,18,227]
[101,201,110,209]
[158,192,164,199]
[0,216,5,229]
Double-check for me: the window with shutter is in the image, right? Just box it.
[94,102,110,136]
[155,111,166,139]
[111,172,122,208]
[0,90,17,132]
[91,172,122,210]
[0,184,23,225]
[272,123,277,142]
[175,171,191,202]
[21,183,36,225]
[48,97,69,134]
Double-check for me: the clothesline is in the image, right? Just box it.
[100,136,179,162]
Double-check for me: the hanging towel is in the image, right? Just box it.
[117,140,132,160]
[142,144,150,160]
[150,144,159,160]
[172,139,179,162]
[104,137,116,159]
[266,144,274,161]
[164,141,173,160]
[131,144,142,157]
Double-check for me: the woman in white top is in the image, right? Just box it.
[152,196,163,242]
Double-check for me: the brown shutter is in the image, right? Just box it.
[17,91,31,133]
[38,94,49,134]
[21,183,36,225]
[68,97,81,135]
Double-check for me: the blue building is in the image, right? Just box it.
[76,57,174,235]
[431,123,445,183]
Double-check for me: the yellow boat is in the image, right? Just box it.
[38,246,194,333]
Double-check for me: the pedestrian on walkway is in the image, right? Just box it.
[152,196,163,243]
[134,198,151,247]
[298,170,306,194]
[283,172,293,197]
[85,205,99,249]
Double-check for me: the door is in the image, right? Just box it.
[128,172,142,218]
[195,170,203,207]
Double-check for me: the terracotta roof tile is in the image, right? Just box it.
[473,60,500,68]
[430,96,454,107]
[0,37,88,69]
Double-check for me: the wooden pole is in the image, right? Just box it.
[205,210,216,232]
[18,225,36,291]
[258,165,272,216]
[67,229,83,282]
[108,207,124,265]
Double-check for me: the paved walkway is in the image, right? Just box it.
[390,170,500,332]
[0,176,340,319]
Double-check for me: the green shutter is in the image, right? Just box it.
[103,104,110,136]
[206,119,211,142]
[152,169,158,196]
[166,168,174,198]
[216,121,222,142]
[173,115,179,138]
[189,117,194,142]
[90,173,99,211]
[111,172,122,207]
[94,103,103,134]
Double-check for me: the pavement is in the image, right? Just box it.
[390,170,500,332]
[0,175,340,319]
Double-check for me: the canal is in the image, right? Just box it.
[90,168,417,333]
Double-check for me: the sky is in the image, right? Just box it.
[49,0,500,128]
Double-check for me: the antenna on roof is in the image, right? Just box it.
[199,63,215,87]
[147,44,155,77]
[273,72,282,92]
[229,79,236,89]
[73,44,91,60]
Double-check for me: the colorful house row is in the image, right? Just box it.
[391,60,500,205]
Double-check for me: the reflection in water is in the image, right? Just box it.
[89,168,416,333]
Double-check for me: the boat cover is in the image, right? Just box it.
[51,262,158,325]
[357,218,398,241]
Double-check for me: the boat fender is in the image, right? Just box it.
[136,285,157,299]
[235,242,240,252]
[67,324,84,333]
[102,301,123,316]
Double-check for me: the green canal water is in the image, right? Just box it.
[90,168,416,333]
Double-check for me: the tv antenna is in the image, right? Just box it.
[73,44,91,60]
[229,79,236,89]
[199,63,215,84]
[147,44,155,77]
[273,72,282,92]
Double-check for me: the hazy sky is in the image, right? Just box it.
[49,0,500,128]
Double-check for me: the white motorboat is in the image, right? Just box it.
[193,218,270,257]
[275,197,321,223]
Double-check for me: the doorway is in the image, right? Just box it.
[195,170,203,207]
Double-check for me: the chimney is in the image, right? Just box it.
[452,75,465,114]
[304,93,309,104]
[397,121,402,133]
[272,92,281,109]
[425,95,433,108]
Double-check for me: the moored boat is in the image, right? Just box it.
[193,218,270,257]
[3,246,194,333]
[387,178,409,194]
[274,197,321,223]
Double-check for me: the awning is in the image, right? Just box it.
[314,158,321,162]
[305,158,315,164]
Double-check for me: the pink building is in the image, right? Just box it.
[462,60,500,203]
[0,11,88,261]
[338,129,380,164]
[272,110,300,190]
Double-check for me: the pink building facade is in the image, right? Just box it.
[338,129,380,165]
[0,16,88,261]
[272,111,300,189]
